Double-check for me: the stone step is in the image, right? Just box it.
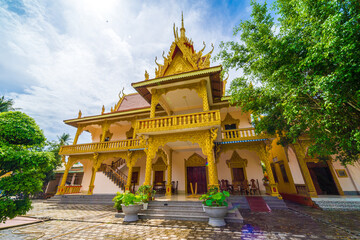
[142,209,206,216]
[147,206,203,211]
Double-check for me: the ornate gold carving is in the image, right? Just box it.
[194,80,209,111]
[154,14,214,78]
[152,157,167,171]
[185,153,206,167]
[102,105,105,115]
[226,151,248,168]
[221,113,240,130]
[73,126,84,145]
[222,73,229,95]
[126,127,134,139]
[145,70,149,80]
[78,110,82,118]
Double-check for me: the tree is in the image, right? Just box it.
[216,0,360,164]
[0,96,16,112]
[0,111,56,222]
[43,133,72,186]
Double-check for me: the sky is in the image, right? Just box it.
[0,0,266,143]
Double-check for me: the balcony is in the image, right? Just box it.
[221,128,267,142]
[59,139,145,155]
[135,110,221,135]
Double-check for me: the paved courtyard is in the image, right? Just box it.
[0,200,359,239]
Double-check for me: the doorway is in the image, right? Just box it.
[187,166,207,194]
[307,162,339,195]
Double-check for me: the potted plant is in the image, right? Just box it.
[119,191,143,222]
[136,185,152,209]
[200,187,219,211]
[201,189,230,227]
[113,192,124,212]
[151,189,156,200]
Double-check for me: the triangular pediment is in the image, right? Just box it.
[163,49,195,76]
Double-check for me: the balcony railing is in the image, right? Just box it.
[135,110,221,134]
[56,185,82,195]
[59,139,144,155]
[222,128,266,142]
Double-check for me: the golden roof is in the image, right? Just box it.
[153,13,214,78]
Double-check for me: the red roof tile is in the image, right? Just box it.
[117,93,150,112]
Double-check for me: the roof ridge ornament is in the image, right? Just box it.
[155,13,213,78]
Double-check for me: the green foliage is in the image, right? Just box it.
[117,191,142,206]
[200,187,230,207]
[0,96,16,112]
[112,192,124,210]
[136,185,152,203]
[216,0,360,165]
[0,111,56,223]
[44,133,71,184]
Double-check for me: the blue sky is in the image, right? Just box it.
[0,0,272,143]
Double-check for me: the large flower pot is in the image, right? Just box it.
[204,206,228,227]
[121,204,143,222]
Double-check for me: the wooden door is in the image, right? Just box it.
[187,166,207,194]
[232,168,245,183]
[154,171,164,184]
[307,162,339,195]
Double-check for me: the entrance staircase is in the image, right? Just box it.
[100,159,128,191]
[115,200,243,223]
[312,197,360,210]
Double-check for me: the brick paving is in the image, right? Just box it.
[0,200,359,239]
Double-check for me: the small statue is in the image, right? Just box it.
[102,105,105,115]
[78,110,82,118]
[145,70,149,80]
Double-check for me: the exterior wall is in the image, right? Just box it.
[171,149,205,193]
[93,172,123,194]
[287,147,305,184]
[132,155,147,192]
[331,161,360,195]
[80,160,92,193]
[268,140,297,194]
[217,149,266,192]
[108,122,132,141]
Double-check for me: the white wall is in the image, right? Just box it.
[217,149,265,192]
[287,147,305,184]
[331,160,360,194]
[93,172,123,194]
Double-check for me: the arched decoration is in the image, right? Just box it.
[152,157,167,171]
[185,153,207,167]
[226,151,248,184]
[126,127,134,139]
[221,113,240,130]
[226,151,248,168]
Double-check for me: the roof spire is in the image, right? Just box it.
[180,11,185,39]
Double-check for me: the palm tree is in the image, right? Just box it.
[0,96,16,112]
[57,133,72,146]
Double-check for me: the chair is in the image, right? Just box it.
[250,179,261,195]
[171,181,178,194]
[232,182,240,194]
[220,179,227,192]
[240,180,250,195]
[225,180,234,193]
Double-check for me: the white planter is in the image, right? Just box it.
[143,202,148,210]
[121,204,143,222]
[204,206,228,227]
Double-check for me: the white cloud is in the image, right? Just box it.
[0,0,245,142]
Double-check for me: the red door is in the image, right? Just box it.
[187,167,207,194]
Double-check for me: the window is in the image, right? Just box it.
[271,163,278,183]
[225,124,237,130]
[279,162,289,183]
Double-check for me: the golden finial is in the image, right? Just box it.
[180,12,185,39]
[145,70,149,80]
[111,106,113,112]
[155,56,161,68]
[78,110,82,118]
[118,87,125,99]
[101,105,105,115]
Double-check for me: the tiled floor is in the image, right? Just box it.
[0,200,359,239]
